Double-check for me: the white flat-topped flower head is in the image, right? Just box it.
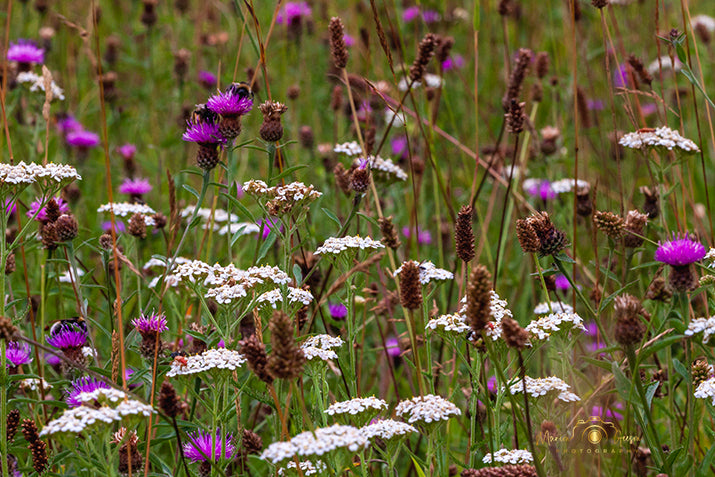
[505,376,580,402]
[483,448,534,465]
[395,394,461,425]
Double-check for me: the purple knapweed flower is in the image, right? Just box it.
[47,322,88,350]
[119,178,152,196]
[422,10,441,23]
[613,63,630,89]
[57,114,83,136]
[276,2,312,25]
[183,429,236,462]
[402,226,432,245]
[591,403,624,421]
[117,143,137,160]
[258,217,283,239]
[27,196,69,222]
[6,341,32,367]
[442,54,465,71]
[654,234,706,266]
[198,70,217,89]
[66,376,112,407]
[7,39,45,65]
[102,220,126,233]
[587,99,604,111]
[182,107,226,146]
[554,274,571,291]
[343,34,356,47]
[46,352,62,367]
[403,6,421,22]
[66,129,100,149]
[328,303,348,320]
[487,375,497,393]
[385,337,401,358]
[206,83,253,117]
[525,180,557,201]
[391,136,409,159]
[641,103,657,117]
[132,312,168,335]
[4,198,17,217]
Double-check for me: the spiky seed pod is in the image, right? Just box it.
[409,33,438,83]
[627,54,652,86]
[502,48,533,111]
[692,360,712,389]
[29,439,48,474]
[516,218,540,254]
[240,334,274,385]
[613,294,647,348]
[54,214,78,242]
[399,261,423,310]
[329,17,349,69]
[525,212,568,256]
[99,233,113,250]
[44,198,61,224]
[266,311,305,380]
[242,429,263,455]
[535,52,550,79]
[591,0,608,8]
[640,186,660,219]
[259,101,288,142]
[5,252,15,275]
[593,211,624,239]
[505,100,526,134]
[378,216,401,250]
[350,167,371,193]
[22,419,39,443]
[159,381,186,418]
[128,213,147,239]
[669,264,697,293]
[623,210,648,248]
[196,144,221,171]
[0,316,18,341]
[501,317,529,350]
[645,276,671,302]
[461,465,538,477]
[467,265,492,334]
[455,205,475,263]
[7,409,20,441]
[333,163,352,195]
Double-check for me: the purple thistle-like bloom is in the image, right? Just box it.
[554,274,571,291]
[102,220,126,233]
[442,54,465,71]
[641,103,657,117]
[4,198,17,217]
[403,6,420,22]
[422,10,441,23]
[613,63,630,89]
[183,429,236,463]
[57,115,83,136]
[385,337,401,358]
[276,2,312,25]
[391,136,408,159]
[591,403,624,421]
[402,226,432,245]
[6,341,32,367]
[206,86,253,117]
[587,99,605,111]
[66,376,112,407]
[66,129,100,149]
[182,121,226,145]
[328,303,348,320]
[525,180,557,201]
[119,178,152,196]
[27,196,69,222]
[654,234,706,266]
[343,34,356,47]
[7,39,45,64]
[132,312,168,334]
[258,217,283,239]
[117,143,137,160]
[46,352,62,366]
[198,70,217,89]
[47,322,88,350]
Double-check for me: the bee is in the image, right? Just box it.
[227,81,253,100]
[49,317,87,336]
[171,352,189,367]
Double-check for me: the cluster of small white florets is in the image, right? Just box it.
[257,287,314,309]
[456,291,513,341]
[360,419,417,441]
[646,56,682,75]
[39,390,154,437]
[325,397,388,417]
[694,377,715,406]
[16,71,65,100]
[692,14,715,32]
[355,155,408,181]
[314,235,385,256]
[301,334,343,361]
[525,312,587,340]
[522,178,590,196]
[277,460,326,476]
[395,394,461,425]
[97,202,156,226]
[482,448,534,465]
[533,301,574,314]
[685,316,715,345]
[204,265,291,305]
[58,268,85,284]
[20,378,52,392]
[166,348,246,377]
[243,180,322,215]
[333,141,363,156]
[426,312,472,334]
[398,73,442,91]
[181,205,240,224]
[619,127,699,153]
[394,260,453,285]
[506,376,580,402]
[261,424,368,465]
[0,161,81,188]
[217,222,260,236]
[704,248,715,268]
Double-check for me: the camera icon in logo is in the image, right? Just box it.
[572,416,618,446]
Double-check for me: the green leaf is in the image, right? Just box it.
[410,456,427,477]
[645,382,659,408]
[220,192,256,222]
[697,443,715,477]
[182,184,200,199]
[581,357,614,372]
[673,358,690,382]
[256,227,279,262]
[357,211,380,228]
[270,164,308,183]
[322,208,342,228]
[293,264,303,285]
[612,362,636,405]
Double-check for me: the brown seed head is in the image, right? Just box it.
[627,54,652,86]
[329,17,349,69]
[436,36,455,64]
[399,261,423,310]
[242,429,263,455]
[41,223,59,250]
[640,186,659,219]
[298,125,314,149]
[455,205,475,263]
[409,33,438,83]
[159,381,186,418]
[128,213,147,239]
[29,439,48,474]
[694,22,711,45]
[501,317,529,350]
[379,216,401,249]
[152,212,167,229]
[541,420,558,439]
[613,294,647,347]
[505,100,526,134]
[22,419,39,444]
[240,333,274,385]
[516,218,541,254]
[7,409,20,441]
[350,167,371,194]
[141,0,158,28]
[5,252,15,275]
[54,214,78,242]
[502,48,533,111]
[623,210,648,248]
[461,465,537,477]
[266,311,305,380]
[467,265,492,334]
[535,52,550,79]
[594,211,624,239]
[669,264,697,293]
[692,360,712,389]
[44,198,61,224]
[333,163,352,195]
[0,317,18,342]
[591,0,608,9]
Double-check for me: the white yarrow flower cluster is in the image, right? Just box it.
[97,202,157,226]
[334,141,363,156]
[534,301,574,314]
[181,205,240,224]
[394,260,453,285]
[243,180,322,215]
[684,316,715,344]
[694,377,715,406]
[395,394,461,425]
[257,287,314,309]
[426,313,472,334]
[16,71,65,100]
[360,419,417,441]
[314,235,385,256]
[325,397,388,416]
[261,424,368,464]
[692,14,715,32]
[356,155,407,181]
[20,378,52,392]
[0,161,81,189]
[525,312,587,340]
[301,334,343,362]
[166,348,246,377]
[58,268,85,283]
[278,461,326,476]
[483,448,534,465]
[217,222,260,236]
[704,248,715,268]
[506,376,580,402]
[646,55,683,75]
[619,127,699,153]
[550,178,590,194]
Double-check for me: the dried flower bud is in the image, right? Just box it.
[159,381,186,418]
[266,311,305,380]
[645,276,671,302]
[286,84,300,100]
[613,294,647,348]
[298,125,314,149]
[259,101,288,142]
[240,334,274,385]
[242,429,263,455]
[436,36,454,64]
[5,253,15,275]
[141,0,158,28]
[152,212,167,229]
[21,419,39,443]
[694,23,711,45]
[379,216,401,249]
[350,166,371,194]
[591,0,608,9]
[576,188,593,217]
[44,198,61,224]
[455,205,475,263]
[399,261,423,310]
[516,218,541,254]
[593,211,624,239]
[535,52,550,79]
[623,210,647,248]
[640,186,659,219]
[462,464,537,476]
[333,163,352,195]
[128,213,147,239]
[54,214,78,242]
[692,360,712,389]
[329,17,349,69]
[576,86,592,128]
[104,35,120,65]
[502,317,529,349]
[467,265,492,334]
[7,409,20,441]
[505,100,526,134]
[409,33,438,83]
[627,54,652,86]
[669,265,697,293]
[99,233,113,250]
[330,85,343,112]
[502,48,533,111]
[41,223,59,250]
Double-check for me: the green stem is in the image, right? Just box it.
[0,342,9,477]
